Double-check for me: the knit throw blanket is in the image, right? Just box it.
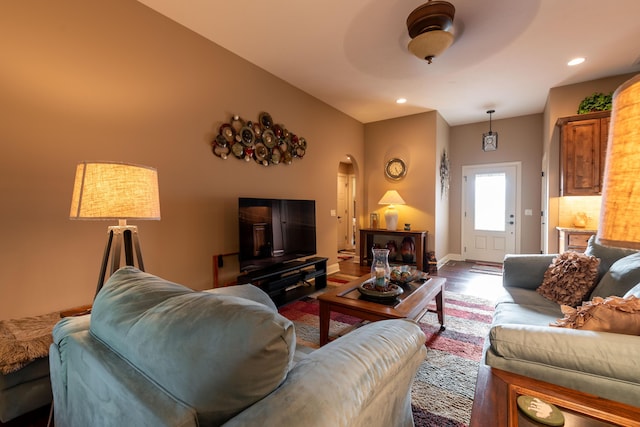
[0,312,60,375]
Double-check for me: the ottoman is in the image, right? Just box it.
[0,312,60,422]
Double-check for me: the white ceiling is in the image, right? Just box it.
[137,0,640,126]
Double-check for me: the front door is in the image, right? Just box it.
[462,163,520,263]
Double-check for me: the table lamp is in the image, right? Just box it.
[597,74,640,250]
[70,161,161,297]
[378,190,406,231]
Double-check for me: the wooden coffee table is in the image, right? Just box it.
[317,274,446,346]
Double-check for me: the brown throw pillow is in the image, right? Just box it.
[551,296,640,335]
[536,251,600,307]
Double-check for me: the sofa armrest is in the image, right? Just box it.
[488,324,640,384]
[49,314,91,414]
[503,254,555,290]
[222,319,426,427]
[205,284,277,311]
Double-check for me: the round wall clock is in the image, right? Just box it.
[385,158,407,180]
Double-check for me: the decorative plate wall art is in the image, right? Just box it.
[211,112,307,166]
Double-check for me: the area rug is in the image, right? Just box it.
[278,291,494,427]
[326,272,359,286]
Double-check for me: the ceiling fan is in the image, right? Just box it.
[406,0,456,64]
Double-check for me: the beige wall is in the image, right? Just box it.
[449,114,544,256]
[363,112,441,257]
[543,72,638,252]
[435,114,451,259]
[0,0,364,319]
[3,1,636,320]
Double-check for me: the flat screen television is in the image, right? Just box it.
[238,197,317,273]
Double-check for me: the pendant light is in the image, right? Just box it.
[482,109,498,151]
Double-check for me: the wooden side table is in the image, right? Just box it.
[471,366,640,427]
[60,304,92,318]
[359,228,428,271]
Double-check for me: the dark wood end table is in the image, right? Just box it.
[317,274,445,346]
[471,365,640,427]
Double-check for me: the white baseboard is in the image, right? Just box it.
[437,253,464,268]
[327,262,341,276]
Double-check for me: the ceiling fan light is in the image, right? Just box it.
[408,30,454,63]
[407,1,456,38]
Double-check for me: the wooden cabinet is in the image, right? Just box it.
[359,228,428,271]
[557,227,596,252]
[557,111,610,196]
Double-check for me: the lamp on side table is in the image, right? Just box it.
[378,190,405,231]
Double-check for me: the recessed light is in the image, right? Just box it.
[396,98,407,104]
[568,57,585,66]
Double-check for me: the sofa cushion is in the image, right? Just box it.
[496,287,563,309]
[536,251,600,307]
[488,324,640,385]
[492,302,562,328]
[552,296,640,335]
[590,252,640,298]
[90,267,296,426]
[584,236,638,281]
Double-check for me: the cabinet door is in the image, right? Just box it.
[599,116,610,191]
[561,119,601,195]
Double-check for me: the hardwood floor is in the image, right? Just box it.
[338,258,504,302]
[3,259,502,427]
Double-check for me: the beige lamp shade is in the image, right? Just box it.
[378,190,406,206]
[597,74,640,249]
[70,161,161,220]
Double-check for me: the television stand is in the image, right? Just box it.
[237,257,328,306]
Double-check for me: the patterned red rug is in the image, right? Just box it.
[278,291,494,427]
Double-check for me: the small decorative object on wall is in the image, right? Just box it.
[440,149,450,198]
[577,92,612,114]
[385,157,407,180]
[482,109,498,151]
[211,112,307,166]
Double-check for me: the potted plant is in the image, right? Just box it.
[577,92,612,114]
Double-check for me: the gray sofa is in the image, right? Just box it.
[50,267,427,427]
[483,237,640,407]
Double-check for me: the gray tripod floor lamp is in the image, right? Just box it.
[70,161,161,299]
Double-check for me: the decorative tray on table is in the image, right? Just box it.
[390,266,428,285]
[357,280,404,301]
